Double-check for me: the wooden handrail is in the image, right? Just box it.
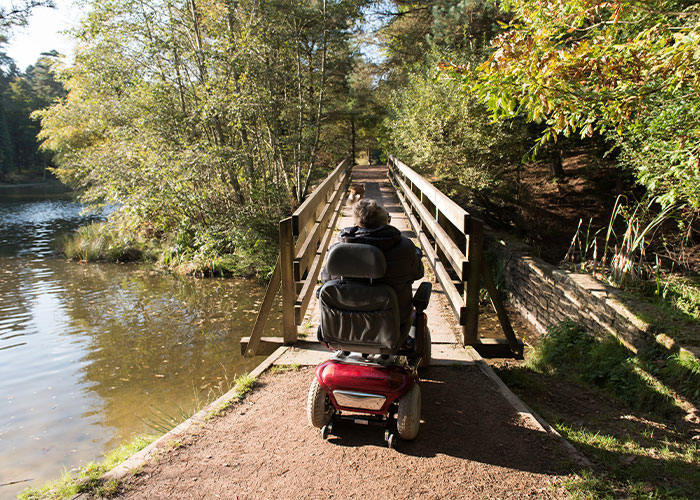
[243,155,353,357]
[388,155,522,358]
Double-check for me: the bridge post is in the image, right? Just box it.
[279,217,297,344]
[464,218,484,346]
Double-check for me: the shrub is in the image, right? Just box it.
[386,53,527,206]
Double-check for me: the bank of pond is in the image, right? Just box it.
[0,190,277,498]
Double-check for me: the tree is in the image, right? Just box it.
[387,53,527,205]
[36,0,367,268]
[471,0,700,212]
[0,1,54,33]
[0,43,17,175]
[7,53,64,172]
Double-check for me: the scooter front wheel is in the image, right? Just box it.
[307,378,334,428]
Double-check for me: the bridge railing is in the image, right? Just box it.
[242,155,353,357]
[388,155,523,358]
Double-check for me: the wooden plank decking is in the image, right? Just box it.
[274,164,480,367]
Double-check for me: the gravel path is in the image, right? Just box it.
[115,367,571,499]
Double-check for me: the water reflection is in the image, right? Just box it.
[0,190,278,497]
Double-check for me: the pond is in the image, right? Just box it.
[0,186,277,497]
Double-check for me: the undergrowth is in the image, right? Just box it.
[496,321,699,499]
[526,321,691,417]
[62,219,277,280]
[61,221,159,263]
[639,274,700,325]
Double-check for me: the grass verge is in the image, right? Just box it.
[206,373,257,419]
[496,321,699,499]
[18,436,156,500]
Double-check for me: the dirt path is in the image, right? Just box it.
[104,164,574,498]
[115,367,571,499]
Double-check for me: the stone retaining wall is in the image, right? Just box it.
[495,240,652,352]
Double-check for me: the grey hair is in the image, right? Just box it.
[353,198,389,228]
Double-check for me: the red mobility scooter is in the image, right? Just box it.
[306,243,431,448]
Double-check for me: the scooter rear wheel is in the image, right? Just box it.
[307,378,334,428]
[396,383,421,440]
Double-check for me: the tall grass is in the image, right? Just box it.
[62,220,276,279]
[62,221,158,262]
[562,196,679,288]
[603,196,677,287]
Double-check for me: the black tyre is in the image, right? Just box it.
[307,378,334,428]
[396,383,421,440]
[419,326,431,369]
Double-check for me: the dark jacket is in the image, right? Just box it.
[327,224,424,332]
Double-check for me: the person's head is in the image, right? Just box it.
[353,198,390,228]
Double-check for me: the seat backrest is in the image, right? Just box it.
[319,243,402,354]
[325,242,386,279]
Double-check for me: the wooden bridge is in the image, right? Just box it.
[241,155,524,362]
[100,158,582,499]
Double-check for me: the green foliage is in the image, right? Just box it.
[429,0,502,53]
[643,273,700,324]
[62,220,159,262]
[18,434,155,499]
[528,321,684,417]
[0,48,63,178]
[386,52,527,204]
[207,372,257,418]
[37,0,367,275]
[471,0,700,213]
[600,196,678,287]
[63,208,280,278]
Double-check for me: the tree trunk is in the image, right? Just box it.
[351,114,356,165]
[302,0,328,201]
[550,149,565,178]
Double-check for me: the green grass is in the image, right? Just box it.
[526,321,686,418]
[616,273,700,351]
[496,321,700,499]
[268,363,302,375]
[18,435,156,500]
[559,424,698,499]
[647,275,700,323]
[206,373,257,419]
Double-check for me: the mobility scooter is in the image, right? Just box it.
[306,243,431,448]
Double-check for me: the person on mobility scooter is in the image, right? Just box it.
[307,199,431,448]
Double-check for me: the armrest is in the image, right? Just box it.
[412,282,432,312]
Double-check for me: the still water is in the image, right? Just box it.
[0,187,276,497]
